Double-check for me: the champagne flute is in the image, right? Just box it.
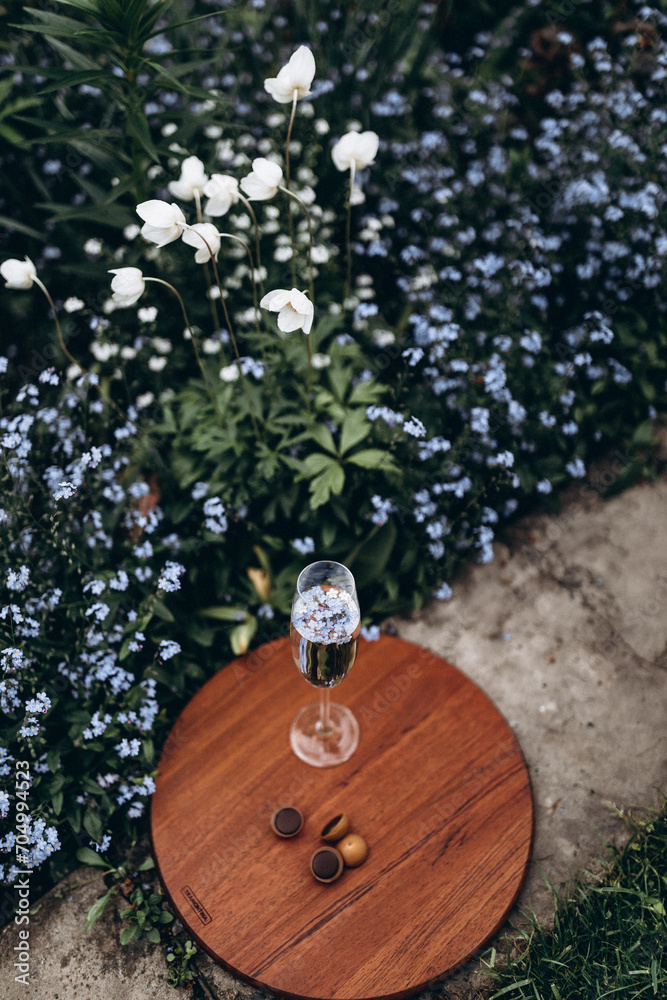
[289,560,361,767]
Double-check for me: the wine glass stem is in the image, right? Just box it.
[317,687,332,734]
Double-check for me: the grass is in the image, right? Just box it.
[479,797,667,1000]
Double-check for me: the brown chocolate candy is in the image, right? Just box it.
[310,847,344,883]
[270,806,304,838]
[320,813,350,842]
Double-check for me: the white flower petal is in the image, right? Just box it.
[109,267,145,307]
[264,46,316,103]
[1,256,36,290]
[289,46,316,90]
[240,159,283,200]
[182,223,221,262]
[332,131,380,172]
[203,174,239,216]
[299,300,314,334]
[136,200,186,227]
[277,305,308,333]
[264,78,292,104]
[252,158,284,187]
[260,288,292,311]
[240,174,269,200]
[288,288,311,315]
[140,222,182,247]
[168,156,208,201]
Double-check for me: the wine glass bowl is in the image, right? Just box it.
[289,560,361,767]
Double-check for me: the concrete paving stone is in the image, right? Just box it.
[1,474,666,1000]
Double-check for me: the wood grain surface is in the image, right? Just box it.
[151,635,533,1000]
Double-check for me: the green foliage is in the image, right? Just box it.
[482,798,667,1000]
[166,937,197,988]
[119,883,174,945]
[12,0,223,204]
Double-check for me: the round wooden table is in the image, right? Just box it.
[151,635,533,1000]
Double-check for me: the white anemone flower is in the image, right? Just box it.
[203,174,240,217]
[332,131,380,173]
[136,200,187,247]
[240,158,283,201]
[264,46,316,104]
[168,156,208,201]
[1,256,37,290]
[260,287,314,334]
[109,267,145,307]
[181,223,221,263]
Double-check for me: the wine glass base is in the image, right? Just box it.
[290,702,359,768]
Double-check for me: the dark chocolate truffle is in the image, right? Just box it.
[270,807,304,838]
[310,847,344,883]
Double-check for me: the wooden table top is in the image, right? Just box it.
[151,635,533,1000]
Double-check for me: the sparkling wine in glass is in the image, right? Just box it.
[289,560,361,767]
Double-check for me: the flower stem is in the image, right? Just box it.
[34,277,82,375]
[344,162,355,305]
[34,276,128,421]
[284,90,299,287]
[199,246,262,441]
[193,188,221,332]
[219,232,265,357]
[278,186,315,304]
[238,194,265,299]
[305,327,313,423]
[144,277,219,419]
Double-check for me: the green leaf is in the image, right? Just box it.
[49,773,65,793]
[76,846,111,868]
[0,123,29,147]
[311,422,338,455]
[15,9,102,39]
[632,419,656,449]
[120,924,139,945]
[146,928,161,944]
[198,605,247,622]
[38,35,100,72]
[298,452,337,478]
[349,379,385,405]
[83,807,103,842]
[85,887,115,931]
[51,791,64,816]
[487,981,533,999]
[23,70,105,95]
[346,520,397,590]
[309,463,345,510]
[0,96,44,119]
[327,364,351,403]
[47,747,61,774]
[321,523,337,549]
[0,211,45,240]
[152,599,175,623]
[345,448,399,474]
[51,0,99,13]
[66,803,82,834]
[229,617,258,656]
[137,856,155,872]
[118,638,132,662]
[151,10,226,38]
[339,410,372,455]
[603,459,643,499]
